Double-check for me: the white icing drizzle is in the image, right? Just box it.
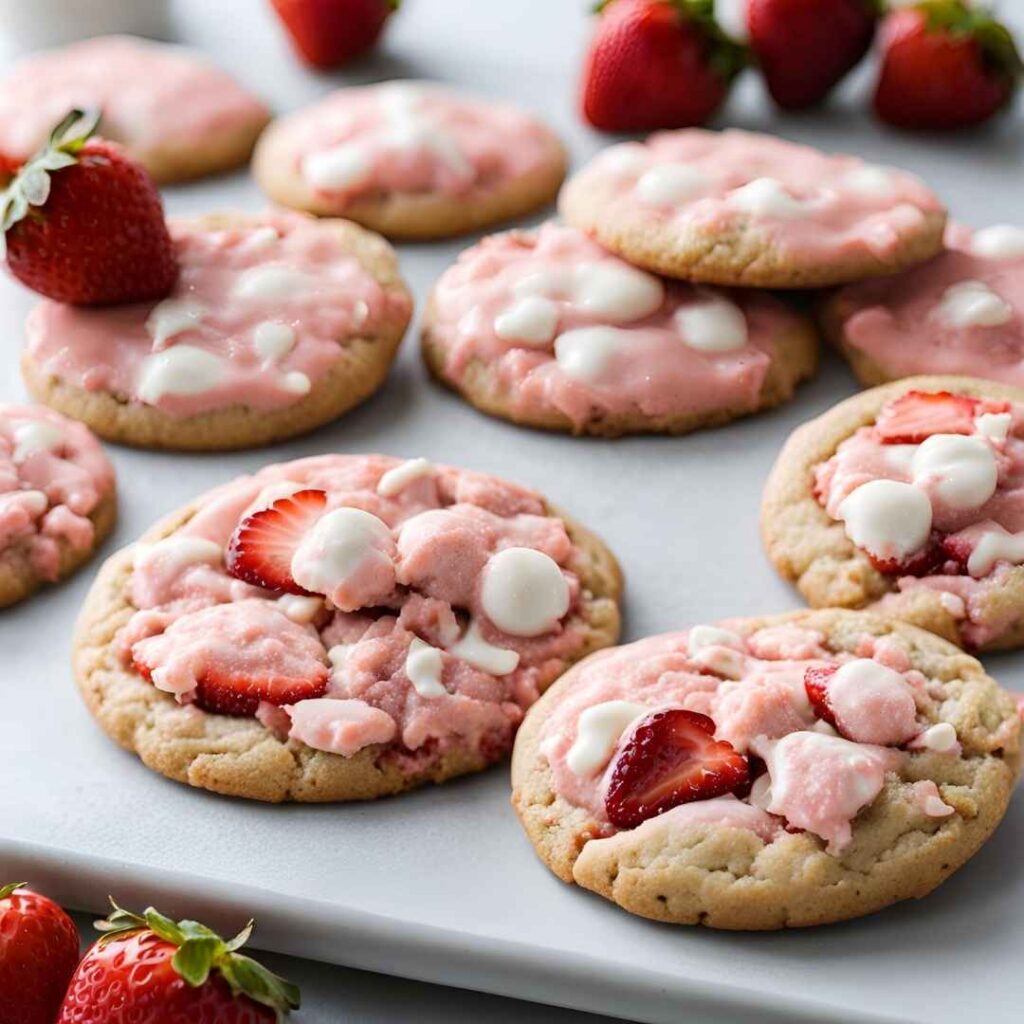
[378,458,435,497]
[405,637,447,697]
[137,346,226,403]
[11,420,63,463]
[911,434,997,510]
[837,479,932,560]
[566,701,650,777]
[936,280,1013,328]
[448,618,519,675]
[674,294,748,353]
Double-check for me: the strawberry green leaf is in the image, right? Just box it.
[172,937,222,987]
[219,953,302,1022]
[0,882,27,900]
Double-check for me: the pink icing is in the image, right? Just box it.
[814,394,1024,647]
[580,129,943,263]
[119,454,591,771]
[272,81,557,205]
[834,224,1024,385]
[540,625,946,854]
[0,404,114,580]
[25,213,411,417]
[429,223,806,427]
[0,35,268,161]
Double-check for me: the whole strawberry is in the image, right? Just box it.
[0,109,178,305]
[580,0,747,132]
[0,882,81,1024]
[271,0,400,69]
[747,0,878,109]
[874,1,1022,130]
[57,902,299,1023]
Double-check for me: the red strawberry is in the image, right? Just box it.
[940,531,974,570]
[604,708,749,829]
[580,0,747,132]
[0,109,177,305]
[874,2,1022,130]
[0,882,80,1024]
[57,902,298,1023]
[875,390,980,444]
[227,488,328,594]
[804,665,839,727]
[270,0,399,69]
[866,530,946,577]
[748,0,877,109]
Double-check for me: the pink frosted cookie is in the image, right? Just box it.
[0,35,270,183]
[824,223,1024,387]
[0,404,116,607]
[22,212,413,451]
[422,222,818,436]
[74,453,622,802]
[763,376,1024,651]
[252,81,567,240]
[559,129,947,288]
[512,609,1019,928]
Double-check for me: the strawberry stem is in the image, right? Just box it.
[914,0,1023,81]
[0,882,27,900]
[95,899,300,1021]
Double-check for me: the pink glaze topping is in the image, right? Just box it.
[540,624,949,854]
[834,224,1024,385]
[118,454,592,772]
[429,222,806,427]
[274,81,558,205]
[25,213,411,417]
[0,404,114,580]
[0,35,268,161]
[579,129,943,263]
[814,392,1024,647]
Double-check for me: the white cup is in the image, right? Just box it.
[0,0,172,53]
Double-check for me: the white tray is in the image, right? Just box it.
[3,2,1023,1022]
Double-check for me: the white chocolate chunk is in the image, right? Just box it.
[233,265,312,302]
[571,262,664,322]
[405,637,447,698]
[692,645,746,679]
[912,434,997,510]
[11,420,63,463]
[566,701,650,777]
[378,458,435,497]
[137,345,225,403]
[276,594,324,624]
[917,722,958,753]
[302,144,371,190]
[327,644,353,672]
[145,298,207,348]
[970,225,1024,260]
[843,165,896,198]
[554,326,627,383]
[634,163,710,205]
[448,618,520,675]
[674,295,748,353]
[729,177,809,218]
[494,296,560,345]
[253,321,296,363]
[687,624,743,654]
[282,371,312,395]
[134,536,221,572]
[480,547,570,637]
[838,479,932,560]
[936,280,1013,328]
[976,412,1012,441]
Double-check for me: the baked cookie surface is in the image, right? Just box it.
[825,223,1024,387]
[0,404,116,608]
[559,129,946,288]
[253,81,566,240]
[75,453,622,802]
[23,212,413,451]
[0,35,270,183]
[763,376,1024,651]
[511,609,1019,929]
[422,223,818,436]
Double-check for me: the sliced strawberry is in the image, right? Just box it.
[193,666,326,716]
[733,753,766,800]
[940,531,974,570]
[804,665,838,728]
[604,708,749,829]
[875,390,978,444]
[866,531,946,577]
[226,488,327,593]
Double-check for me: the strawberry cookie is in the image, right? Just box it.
[763,376,1024,651]
[422,223,818,435]
[512,609,1019,928]
[0,404,116,608]
[559,128,947,288]
[22,211,413,450]
[0,36,270,183]
[252,81,567,239]
[74,454,622,801]
[824,223,1024,387]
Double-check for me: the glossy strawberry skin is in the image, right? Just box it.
[581,0,735,132]
[874,7,1018,130]
[57,931,275,1024]
[270,0,396,69]
[804,665,838,727]
[748,0,876,109]
[5,139,177,305]
[0,886,80,1024]
[604,708,749,829]
[875,390,980,444]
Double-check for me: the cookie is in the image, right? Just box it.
[422,222,818,436]
[763,375,1024,651]
[74,454,623,802]
[1,404,116,608]
[824,223,1024,387]
[252,81,567,240]
[511,608,1019,929]
[0,35,270,183]
[559,129,947,288]
[22,212,414,451]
